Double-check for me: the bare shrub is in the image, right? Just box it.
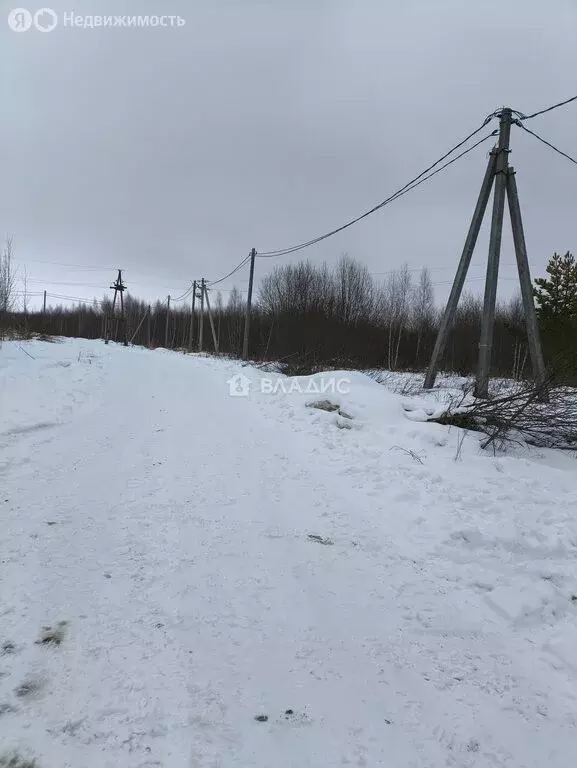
[0,753,38,768]
[435,370,577,452]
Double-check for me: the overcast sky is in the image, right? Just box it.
[1,0,576,309]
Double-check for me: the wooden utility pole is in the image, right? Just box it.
[105,269,127,346]
[198,279,205,352]
[188,280,197,353]
[204,284,219,354]
[164,295,171,348]
[424,108,546,399]
[147,304,152,348]
[242,247,256,360]
[42,290,47,314]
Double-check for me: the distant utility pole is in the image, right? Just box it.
[204,284,219,354]
[164,295,171,348]
[198,278,205,352]
[104,269,127,346]
[423,108,546,399]
[129,304,150,345]
[242,247,257,360]
[42,290,47,314]
[147,304,152,348]
[187,279,197,352]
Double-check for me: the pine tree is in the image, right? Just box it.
[534,251,577,322]
[533,251,577,378]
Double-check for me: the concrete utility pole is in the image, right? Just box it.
[423,151,498,389]
[475,108,512,398]
[198,279,205,352]
[187,280,197,353]
[506,168,547,395]
[164,295,171,348]
[204,284,220,354]
[147,304,152,348]
[242,247,256,360]
[423,108,546,399]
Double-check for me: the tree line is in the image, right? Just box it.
[1,240,576,383]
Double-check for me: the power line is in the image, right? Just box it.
[432,276,519,286]
[207,99,571,281]
[208,253,253,286]
[257,126,497,259]
[198,99,575,281]
[27,277,195,292]
[46,292,102,303]
[518,94,577,121]
[13,258,116,271]
[14,258,200,287]
[370,260,523,278]
[170,282,195,302]
[516,122,577,166]
[26,278,109,289]
[13,100,575,304]
[214,287,248,294]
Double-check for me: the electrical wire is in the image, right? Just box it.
[208,253,253,287]
[257,129,497,259]
[432,276,519,286]
[26,278,109,289]
[214,287,248,294]
[516,122,577,166]
[46,292,102,304]
[518,95,577,121]
[170,282,195,302]
[13,258,116,271]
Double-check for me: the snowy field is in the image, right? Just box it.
[1,338,577,768]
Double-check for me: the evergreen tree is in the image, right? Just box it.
[534,251,577,321]
[534,251,577,377]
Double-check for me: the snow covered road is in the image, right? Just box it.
[1,339,577,767]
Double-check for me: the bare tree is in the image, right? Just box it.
[226,286,245,354]
[22,266,30,314]
[411,267,435,366]
[334,254,374,324]
[259,261,324,316]
[385,263,412,370]
[215,290,223,348]
[0,236,17,313]
[503,294,529,381]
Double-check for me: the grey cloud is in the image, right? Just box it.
[0,0,575,305]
